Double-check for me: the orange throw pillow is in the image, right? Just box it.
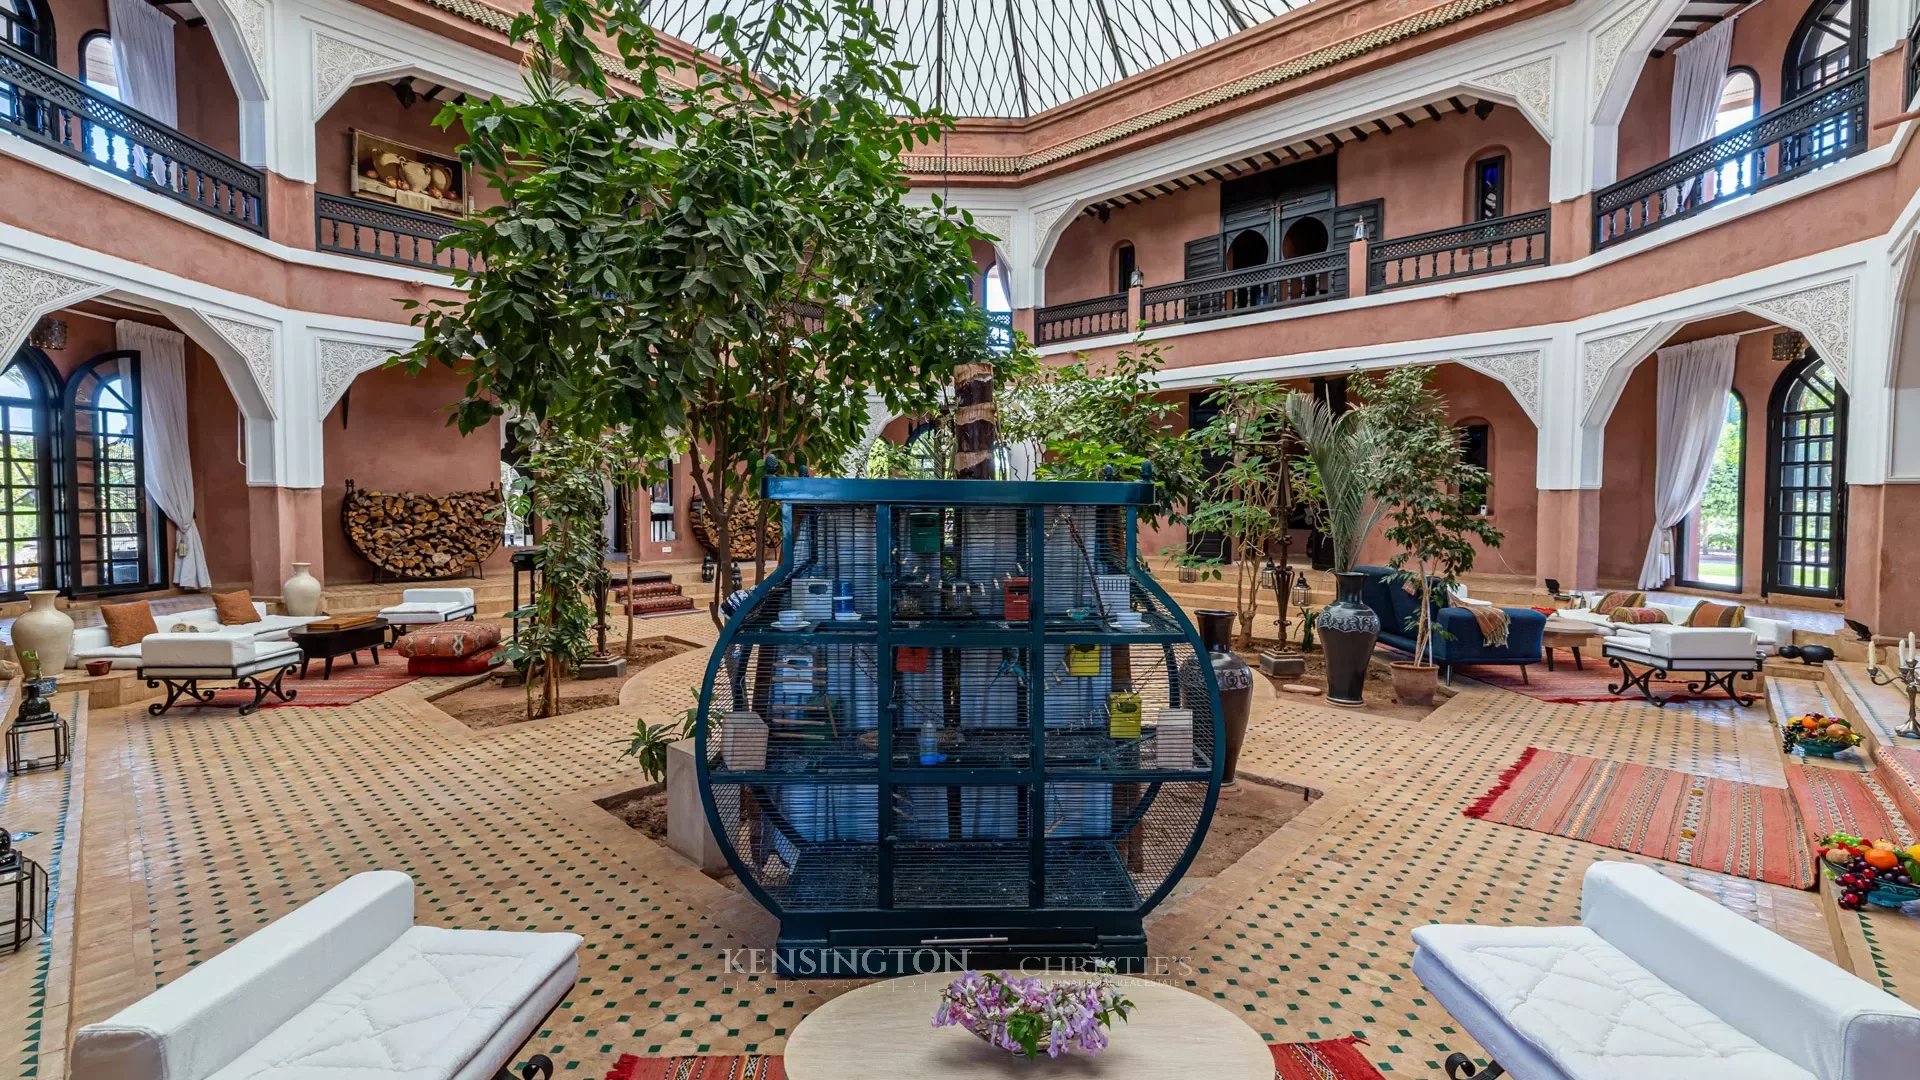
[1687,601,1746,628]
[212,590,262,625]
[100,601,158,647]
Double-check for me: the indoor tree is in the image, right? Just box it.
[398,0,990,622]
[1284,391,1386,575]
[1174,379,1291,648]
[1354,366,1503,670]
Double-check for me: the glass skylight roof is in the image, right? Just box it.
[644,0,1303,118]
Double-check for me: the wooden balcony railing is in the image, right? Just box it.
[1139,251,1346,327]
[315,192,476,272]
[1036,292,1128,344]
[1593,70,1868,250]
[0,40,265,233]
[1367,209,1550,291]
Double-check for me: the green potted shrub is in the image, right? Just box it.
[1285,391,1386,707]
[1355,367,1502,706]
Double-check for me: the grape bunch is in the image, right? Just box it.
[1833,853,1916,911]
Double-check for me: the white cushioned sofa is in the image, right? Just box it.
[72,871,579,1080]
[70,600,323,670]
[1555,592,1789,655]
[378,587,479,632]
[1413,862,1920,1079]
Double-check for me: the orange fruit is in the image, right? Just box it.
[1801,716,1822,730]
[1864,848,1899,870]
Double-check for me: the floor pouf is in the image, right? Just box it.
[395,620,503,675]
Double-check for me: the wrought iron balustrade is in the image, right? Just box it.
[1366,209,1550,291]
[315,192,475,272]
[0,40,265,233]
[1908,10,1920,106]
[986,309,1012,354]
[1035,291,1128,344]
[1139,251,1346,327]
[1593,71,1868,250]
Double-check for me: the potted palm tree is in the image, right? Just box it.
[1285,391,1387,707]
[1357,368,1503,705]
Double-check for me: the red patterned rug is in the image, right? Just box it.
[606,1041,1384,1080]
[1463,660,1705,704]
[203,659,420,709]
[1784,764,1910,845]
[1466,747,1815,888]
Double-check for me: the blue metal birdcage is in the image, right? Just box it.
[695,475,1224,976]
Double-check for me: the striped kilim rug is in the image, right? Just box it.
[606,1041,1386,1080]
[1784,764,1915,846]
[1465,746,1816,888]
[204,660,419,709]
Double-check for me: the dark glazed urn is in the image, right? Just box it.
[1193,609,1252,784]
[1316,572,1380,708]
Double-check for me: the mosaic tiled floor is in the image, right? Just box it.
[33,614,1893,1077]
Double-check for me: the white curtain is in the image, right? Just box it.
[1639,334,1738,589]
[1668,18,1737,208]
[116,320,210,589]
[107,0,178,124]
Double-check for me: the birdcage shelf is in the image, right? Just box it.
[695,475,1225,975]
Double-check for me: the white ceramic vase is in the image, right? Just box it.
[282,563,323,617]
[12,590,75,674]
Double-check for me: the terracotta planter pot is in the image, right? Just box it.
[1390,661,1438,706]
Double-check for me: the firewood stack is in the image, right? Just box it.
[343,480,503,579]
[689,494,781,561]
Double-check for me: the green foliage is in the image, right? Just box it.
[398,0,989,619]
[999,337,1197,525]
[1173,379,1292,647]
[623,690,706,784]
[867,331,1041,480]
[504,426,623,718]
[1284,391,1386,574]
[1354,367,1503,666]
[1695,395,1744,558]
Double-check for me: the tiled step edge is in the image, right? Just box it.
[1827,663,1920,839]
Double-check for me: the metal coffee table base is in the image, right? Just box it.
[1604,646,1759,708]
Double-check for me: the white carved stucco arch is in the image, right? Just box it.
[1462,57,1556,144]
[316,336,407,417]
[1452,350,1544,425]
[0,259,108,360]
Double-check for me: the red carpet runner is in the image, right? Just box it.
[1466,746,1815,888]
[206,660,419,709]
[606,1041,1386,1080]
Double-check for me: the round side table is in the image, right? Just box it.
[784,971,1273,1080]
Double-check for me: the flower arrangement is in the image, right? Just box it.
[1782,712,1862,757]
[932,967,1134,1059]
[1819,833,1920,910]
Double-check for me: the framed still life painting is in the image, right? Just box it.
[350,129,469,217]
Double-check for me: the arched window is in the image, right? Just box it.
[79,30,116,92]
[1784,0,1863,100]
[1680,391,1745,590]
[64,352,153,594]
[1113,242,1136,293]
[1764,353,1846,598]
[1,0,52,61]
[0,348,58,598]
[1470,154,1507,221]
[1714,69,1760,195]
[982,261,1012,355]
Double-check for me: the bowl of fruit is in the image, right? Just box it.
[1783,713,1863,758]
[1820,834,1920,911]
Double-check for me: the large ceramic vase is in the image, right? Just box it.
[1316,572,1379,709]
[282,563,322,616]
[12,590,75,674]
[1193,609,1252,785]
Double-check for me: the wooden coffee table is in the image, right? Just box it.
[784,971,1273,1080]
[288,619,391,679]
[1542,619,1602,672]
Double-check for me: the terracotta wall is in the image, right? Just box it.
[1614,0,1819,179]
[1047,184,1220,303]
[320,363,507,583]
[1338,105,1550,238]
[41,0,239,156]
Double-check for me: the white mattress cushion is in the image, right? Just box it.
[208,926,580,1080]
[1410,924,1811,1080]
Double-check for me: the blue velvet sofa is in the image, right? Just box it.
[1354,565,1546,679]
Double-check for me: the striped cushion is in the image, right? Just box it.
[1593,591,1645,613]
[1609,606,1669,625]
[1686,601,1746,628]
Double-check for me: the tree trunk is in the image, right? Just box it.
[626,477,638,654]
[953,361,996,480]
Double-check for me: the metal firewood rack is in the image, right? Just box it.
[695,474,1223,976]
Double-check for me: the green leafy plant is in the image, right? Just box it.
[1175,379,1292,648]
[1284,390,1386,574]
[624,691,706,784]
[398,0,990,622]
[1354,367,1504,667]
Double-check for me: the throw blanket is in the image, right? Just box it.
[1451,592,1511,648]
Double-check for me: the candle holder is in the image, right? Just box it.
[1868,656,1920,740]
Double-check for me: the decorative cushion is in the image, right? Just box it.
[213,590,262,625]
[101,601,159,648]
[394,620,502,660]
[406,649,503,676]
[1592,591,1645,614]
[1687,602,1746,628]
[1610,607,1669,625]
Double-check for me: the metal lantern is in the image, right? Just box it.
[695,475,1225,976]
[701,554,716,582]
[6,678,68,775]
[0,845,46,953]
